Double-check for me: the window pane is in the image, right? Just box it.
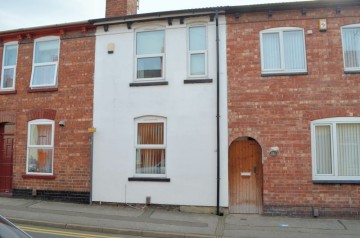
[32,65,56,86]
[136,149,165,174]
[4,45,18,66]
[29,124,52,145]
[2,69,15,88]
[35,40,59,63]
[137,57,162,78]
[262,33,281,70]
[137,123,164,144]
[315,125,332,174]
[343,28,360,68]
[28,148,53,173]
[284,30,305,70]
[337,124,360,176]
[190,53,205,75]
[189,26,206,51]
[136,31,164,55]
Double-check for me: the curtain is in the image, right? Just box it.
[136,123,165,174]
[35,40,59,63]
[32,65,56,86]
[262,32,281,70]
[189,26,206,51]
[190,53,205,75]
[2,69,14,88]
[337,124,360,176]
[284,30,305,70]
[315,125,332,174]
[343,28,360,68]
[136,31,164,55]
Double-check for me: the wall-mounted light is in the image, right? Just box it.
[269,146,279,157]
[107,43,115,54]
[59,120,65,127]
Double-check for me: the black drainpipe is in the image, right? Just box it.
[215,10,222,216]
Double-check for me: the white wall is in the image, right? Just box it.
[92,15,228,207]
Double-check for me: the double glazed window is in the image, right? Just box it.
[135,117,166,176]
[341,24,360,72]
[311,118,360,181]
[260,27,306,75]
[30,37,60,87]
[26,119,54,175]
[136,30,165,80]
[1,43,18,90]
[189,26,207,77]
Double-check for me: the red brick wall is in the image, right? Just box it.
[227,6,360,217]
[0,28,95,194]
[106,0,137,18]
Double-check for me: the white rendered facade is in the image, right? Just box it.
[92,14,228,207]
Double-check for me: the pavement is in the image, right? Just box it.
[0,197,359,238]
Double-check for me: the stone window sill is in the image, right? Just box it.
[129,81,168,87]
[184,79,213,84]
[261,72,308,77]
[28,87,58,93]
[22,174,56,180]
[0,90,17,95]
[128,177,170,182]
[313,180,360,184]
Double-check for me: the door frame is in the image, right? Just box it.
[228,137,263,214]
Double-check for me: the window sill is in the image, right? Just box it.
[28,87,58,93]
[313,180,360,184]
[128,177,170,182]
[129,81,168,87]
[344,70,360,74]
[184,79,213,84]
[0,90,17,95]
[22,174,56,180]
[261,72,308,77]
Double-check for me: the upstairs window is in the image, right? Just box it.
[136,30,165,80]
[135,117,166,176]
[26,119,54,175]
[1,42,18,90]
[188,26,207,77]
[30,37,60,88]
[311,118,360,182]
[341,24,360,72]
[260,27,307,75]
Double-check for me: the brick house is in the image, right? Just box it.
[226,0,360,217]
[0,23,95,202]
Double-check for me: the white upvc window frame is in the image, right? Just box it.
[30,36,60,88]
[134,116,167,177]
[260,27,307,75]
[135,29,165,81]
[311,117,360,182]
[26,119,55,175]
[341,23,360,73]
[1,42,18,91]
[188,25,208,78]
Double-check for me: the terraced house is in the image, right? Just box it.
[1,0,359,218]
[0,22,95,202]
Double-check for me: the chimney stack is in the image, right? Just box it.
[106,0,138,18]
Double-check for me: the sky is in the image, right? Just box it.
[0,0,313,31]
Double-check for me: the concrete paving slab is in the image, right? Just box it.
[29,201,142,217]
[0,197,36,207]
[226,214,344,230]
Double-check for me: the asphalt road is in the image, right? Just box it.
[17,225,141,238]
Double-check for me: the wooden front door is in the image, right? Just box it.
[229,139,263,213]
[0,123,15,194]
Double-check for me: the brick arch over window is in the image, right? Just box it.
[0,111,16,123]
[26,109,56,121]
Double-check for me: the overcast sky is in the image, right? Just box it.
[0,0,313,31]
